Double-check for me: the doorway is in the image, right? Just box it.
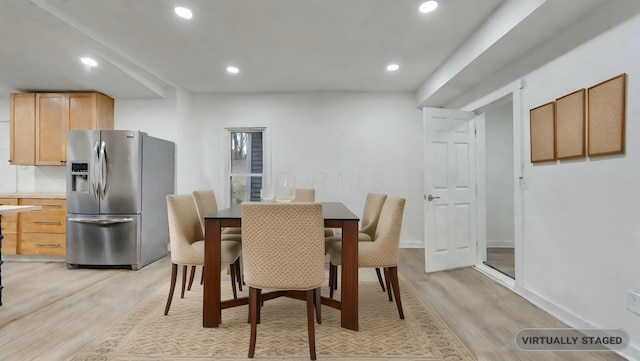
[482,100,515,278]
[422,80,524,281]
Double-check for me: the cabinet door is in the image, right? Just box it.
[0,198,19,254]
[68,93,96,130]
[95,93,114,129]
[36,93,68,165]
[9,93,36,165]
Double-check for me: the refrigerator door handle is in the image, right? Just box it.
[99,141,107,199]
[92,141,100,200]
[69,217,134,225]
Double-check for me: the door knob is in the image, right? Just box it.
[427,195,440,201]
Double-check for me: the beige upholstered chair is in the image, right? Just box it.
[326,196,406,319]
[241,202,325,360]
[164,194,242,316]
[326,192,387,291]
[192,190,243,289]
[292,188,334,237]
[292,188,315,202]
[192,190,242,236]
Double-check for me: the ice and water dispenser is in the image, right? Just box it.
[70,163,89,193]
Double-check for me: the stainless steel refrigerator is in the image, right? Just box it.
[65,130,175,270]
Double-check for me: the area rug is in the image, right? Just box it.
[72,277,475,361]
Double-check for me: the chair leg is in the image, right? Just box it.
[387,266,405,320]
[333,264,338,290]
[180,265,188,298]
[200,266,204,285]
[230,262,238,300]
[306,289,317,360]
[314,287,321,324]
[248,287,259,358]
[375,267,386,292]
[384,267,393,301]
[329,263,337,299]
[187,265,196,291]
[235,259,243,291]
[164,263,178,315]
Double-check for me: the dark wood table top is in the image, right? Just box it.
[205,201,359,221]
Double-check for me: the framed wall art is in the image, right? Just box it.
[555,89,586,159]
[530,101,556,163]
[587,73,626,156]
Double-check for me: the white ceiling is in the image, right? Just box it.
[1,0,639,105]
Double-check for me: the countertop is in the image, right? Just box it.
[0,205,42,215]
[0,193,66,199]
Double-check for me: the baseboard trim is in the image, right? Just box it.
[486,240,515,248]
[3,254,65,263]
[515,286,639,361]
[400,240,423,248]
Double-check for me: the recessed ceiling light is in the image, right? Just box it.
[174,6,193,19]
[386,64,400,72]
[80,57,98,67]
[419,1,438,13]
[226,66,240,74]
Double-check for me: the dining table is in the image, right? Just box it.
[0,204,42,306]
[203,201,360,331]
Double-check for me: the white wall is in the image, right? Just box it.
[460,13,640,359]
[192,92,424,246]
[0,98,16,192]
[485,101,514,247]
[115,88,201,193]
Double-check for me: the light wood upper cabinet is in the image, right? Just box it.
[36,93,68,165]
[68,92,114,130]
[9,92,114,166]
[9,93,36,165]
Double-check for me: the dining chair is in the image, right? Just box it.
[241,202,325,360]
[292,188,335,237]
[326,196,406,319]
[193,190,242,235]
[292,188,315,202]
[192,190,243,289]
[164,194,242,316]
[326,192,388,292]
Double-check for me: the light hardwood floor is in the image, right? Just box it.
[0,250,627,361]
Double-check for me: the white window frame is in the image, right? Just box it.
[221,126,271,207]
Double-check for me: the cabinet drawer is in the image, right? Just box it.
[20,212,66,233]
[19,198,66,211]
[0,220,18,235]
[20,233,66,256]
[1,234,18,255]
[0,198,19,222]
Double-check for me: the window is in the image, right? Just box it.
[227,129,267,205]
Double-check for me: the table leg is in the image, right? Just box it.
[340,219,358,331]
[203,218,222,327]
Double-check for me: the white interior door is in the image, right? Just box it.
[0,122,17,193]
[423,107,478,272]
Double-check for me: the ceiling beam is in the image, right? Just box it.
[415,0,545,108]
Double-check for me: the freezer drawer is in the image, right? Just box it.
[66,214,141,268]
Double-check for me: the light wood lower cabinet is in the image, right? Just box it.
[0,198,19,255]
[0,198,66,256]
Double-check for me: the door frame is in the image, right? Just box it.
[462,79,525,291]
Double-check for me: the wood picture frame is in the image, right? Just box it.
[530,101,556,163]
[555,89,586,160]
[587,73,626,157]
